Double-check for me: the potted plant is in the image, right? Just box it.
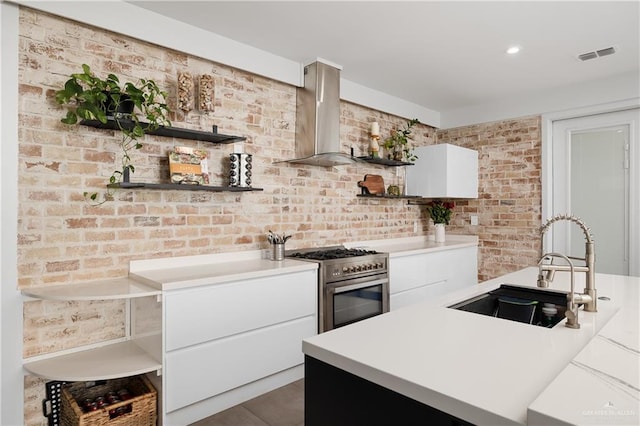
[426,200,455,242]
[382,118,420,162]
[55,64,171,203]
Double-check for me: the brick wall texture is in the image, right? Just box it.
[16,8,541,424]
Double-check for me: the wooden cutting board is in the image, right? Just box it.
[358,174,385,195]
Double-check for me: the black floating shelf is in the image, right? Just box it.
[80,118,246,144]
[357,194,422,200]
[357,156,414,167]
[108,182,263,192]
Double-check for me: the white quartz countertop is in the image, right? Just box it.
[129,236,475,291]
[129,250,318,291]
[345,235,478,257]
[302,267,640,425]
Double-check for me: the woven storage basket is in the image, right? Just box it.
[61,375,157,426]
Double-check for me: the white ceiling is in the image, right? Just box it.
[131,1,639,115]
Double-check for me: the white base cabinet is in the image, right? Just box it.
[390,246,477,310]
[22,258,317,426]
[161,269,317,425]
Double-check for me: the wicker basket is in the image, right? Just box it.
[61,375,157,426]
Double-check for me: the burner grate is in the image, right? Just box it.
[288,247,378,260]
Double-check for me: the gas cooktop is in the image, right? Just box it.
[287,246,378,261]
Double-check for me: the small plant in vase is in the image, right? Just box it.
[426,200,455,242]
[382,118,420,162]
[55,64,171,204]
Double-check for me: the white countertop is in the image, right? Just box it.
[527,286,639,425]
[345,234,478,257]
[129,237,476,291]
[302,267,640,425]
[129,250,318,291]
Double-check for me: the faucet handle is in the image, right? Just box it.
[565,308,580,329]
[537,274,549,288]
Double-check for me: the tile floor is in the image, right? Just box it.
[190,379,304,426]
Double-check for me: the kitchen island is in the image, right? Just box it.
[302,267,639,425]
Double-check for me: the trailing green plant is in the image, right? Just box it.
[55,64,171,203]
[382,118,420,162]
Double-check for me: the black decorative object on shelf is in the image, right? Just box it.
[80,118,246,144]
[357,156,414,167]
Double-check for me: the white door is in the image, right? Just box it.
[549,108,639,276]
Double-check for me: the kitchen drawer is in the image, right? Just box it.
[390,280,448,310]
[164,315,315,413]
[165,270,316,351]
[390,251,449,294]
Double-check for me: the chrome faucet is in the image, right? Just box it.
[537,214,597,329]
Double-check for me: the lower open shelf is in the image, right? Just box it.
[357,194,423,199]
[109,182,263,192]
[23,338,161,381]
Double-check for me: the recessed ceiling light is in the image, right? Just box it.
[506,46,520,55]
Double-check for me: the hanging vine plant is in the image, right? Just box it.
[55,64,171,204]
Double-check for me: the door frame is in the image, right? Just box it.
[541,98,640,276]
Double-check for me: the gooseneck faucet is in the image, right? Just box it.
[537,214,597,328]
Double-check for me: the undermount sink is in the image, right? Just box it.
[448,284,568,328]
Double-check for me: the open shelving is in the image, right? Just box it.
[357,194,423,200]
[357,156,414,167]
[78,118,263,193]
[108,181,263,192]
[22,278,162,381]
[80,118,246,144]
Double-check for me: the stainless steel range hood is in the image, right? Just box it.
[284,60,358,166]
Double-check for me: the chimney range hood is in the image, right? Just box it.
[283,60,359,167]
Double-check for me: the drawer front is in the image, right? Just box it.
[165,270,316,351]
[390,251,448,294]
[390,280,447,310]
[165,315,315,413]
[390,246,477,296]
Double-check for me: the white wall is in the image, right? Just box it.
[341,79,440,127]
[0,2,23,424]
[440,71,640,129]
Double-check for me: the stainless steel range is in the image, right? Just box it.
[286,246,389,333]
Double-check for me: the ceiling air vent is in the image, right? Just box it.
[578,52,598,61]
[578,46,616,61]
[596,46,616,57]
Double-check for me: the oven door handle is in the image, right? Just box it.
[331,278,389,294]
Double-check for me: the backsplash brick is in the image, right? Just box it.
[440,116,542,281]
[16,7,541,425]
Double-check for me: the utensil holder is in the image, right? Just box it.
[272,243,285,261]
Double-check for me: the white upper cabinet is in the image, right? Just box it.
[406,144,478,198]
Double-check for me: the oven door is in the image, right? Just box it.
[324,277,390,332]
